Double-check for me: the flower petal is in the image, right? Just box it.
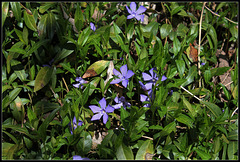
[114,96,119,103]
[91,113,102,121]
[130,2,136,12]
[127,15,135,19]
[135,14,144,22]
[102,113,108,124]
[140,94,148,102]
[126,6,132,14]
[136,5,147,14]
[113,103,123,109]
[161,75,167,81]
[73,83,80,88]
[142,72,152,81]
[105,105,115,113]
[120,64,128,77]
[73,155,83,160]
[89,105,101,113]
[125,70,134,79]
[99,98,106,109]
[113,69,121,77]
[122,79,128,88]
[90,22,96,31]
[145,82,153,90]
[75,77,82,82]
[139,81,146,90]
[110,78,122,84]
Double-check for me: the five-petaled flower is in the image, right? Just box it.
[73,77,87,89]
[90,22,96,31]
[126,2,147,22]
[110,64,134,88]
[112,96,131,109]
[89,98,114,124]
[73,155,90,160]
[142,68,159,89]
[68,116,83,135]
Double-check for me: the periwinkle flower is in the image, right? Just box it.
[68,116,83,135]
[126,2,147,22]
[201,62,206,66]
[73,155,90,160]
[73,77,87,89]
[161,75,167,82]
[110,64,134,88]
[112,96,131,109]
[140,94,151,108]
[90,22,96,31]
[142,68,159,88]
[89,98,114,124]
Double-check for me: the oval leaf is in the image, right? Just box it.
[24,10,37,31]
[34,66,53,92]
[82,60,110,78]
[135,140,154,160]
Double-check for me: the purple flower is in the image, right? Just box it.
[161,75,167,81]
[140,94,151,108]
[142,68,159,88]
[126,2,147,22]
[201,62,205,66]
[68,116,83,135]
[112,96,131,109]
[89,98,114,124]
[73,77,87,89]
[110,64,134,88]
[168,90,173,95]
[90,22,96,31]
[73,155,90,160]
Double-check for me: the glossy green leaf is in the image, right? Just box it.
[195,149,211,160]
[160,24,172,39]
[200,100,222,118]
[135,140,154,160]
[116,15,127,27]
[177,23,188,38]
[182,96,197,118]
[89,77,101,96]
[10,2,22,22]
[77,131,92,155]
[204,69,211,83]
[1,142,18,160]
[54,48,74,63]
[82,60,110,78]
[181,65,197,87]
[210,67,231,77]
[227,141,238,160]
[37,14,48,38]
[34,66,54,92]
[228,129,238,141]
[116,143,134,160]
[46,12,56,39]
[175,59,185,78]
[39,2,55,13]
[75,3,84,32]
[154,121,176,138]
[2,2,9,27]
[26,39,49,56]
[175,114,194,128]
[23,10,37,31]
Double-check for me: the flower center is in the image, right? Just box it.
[131,12,136,17]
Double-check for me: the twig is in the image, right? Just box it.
[62,77,69,93]
[142,135,153,140]
[231,107,238,118]
[180,86,202,101]
[49,86,63,106]
[204,6,238,25]
[198,2,206,88]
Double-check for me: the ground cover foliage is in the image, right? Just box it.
[1,2,239,160]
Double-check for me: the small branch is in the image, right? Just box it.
[62,77,69,93]
[142,135,153,140]
[49,86,63,106]
[231,107,238,118]
[198,2,206,88]
[204,5,238,25]
[180,86,202,102]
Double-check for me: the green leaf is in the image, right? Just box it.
[10,2,22,22]
[116,143,134,160]
[77,131,92,155]
[202,22,217,54]
[177,23,188,38]
[116,15,127,27]
[160,24,172,39]
[175,59,185,78]
[154,121,176,138]
[182,96,197,118]
[82,60,110,78]
[89,77,101,96]
[1,142,18,160]
[200,100,222,118]
[181,65,197,87]
[59,62,76,74]
[219,83,231,100]
[228,129,238,141]
[46,12,56,39]
[23,26,29,45]
[175,114,194,128]
[135,140,154,160]
[195,149,211,160]
[140,47,148,60]
[2,2,9,27]
[7,47,26,55]
[39,2,55,14]
[37,14,48,38]
[23,10,37,31]
[34,66,54,92]
[75,3,84,32]
[2,124,36,139]
[227,141,238,160]
[204,69,211,83]
[54,48,74,63]
[26,39,50,56]
[210,67,231,77]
